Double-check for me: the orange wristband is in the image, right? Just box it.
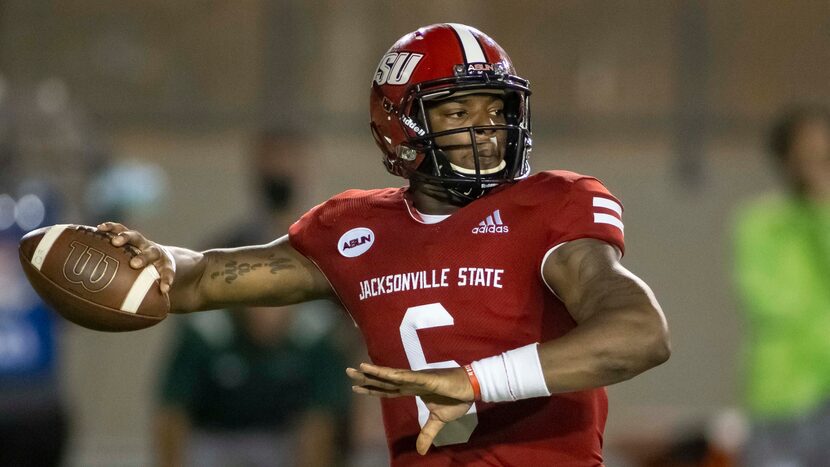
[464,364,482,401]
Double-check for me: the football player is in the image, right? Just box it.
[101,23,670,466]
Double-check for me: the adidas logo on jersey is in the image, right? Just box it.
[472,209,509,234]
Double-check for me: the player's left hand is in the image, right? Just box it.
[346,363,475,455]
[346,362,474,401]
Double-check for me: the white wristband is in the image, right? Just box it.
[470,343,551,403]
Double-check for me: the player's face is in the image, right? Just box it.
[426,94,507,172]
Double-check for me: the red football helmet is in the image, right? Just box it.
[370,23,532,202]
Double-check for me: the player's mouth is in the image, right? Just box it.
[474,143,503,163]
[450,157,506,175]
[475,153,500,166]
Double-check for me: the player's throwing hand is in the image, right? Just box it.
[97,222,176,294]
[347,363,475,455]
[346,363,474,400]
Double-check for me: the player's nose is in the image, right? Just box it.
[473,114,498,134]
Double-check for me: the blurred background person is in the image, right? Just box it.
[732,105,830,467]
[155,305,349,467]
[0,182,68,467]
[0,68,114,466]
[154,129,351,467]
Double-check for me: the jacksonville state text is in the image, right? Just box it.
[358,267,504,300]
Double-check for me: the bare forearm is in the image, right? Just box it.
[165,246,207,313]
[166,240,330,313]
[540,274,670,393]
[99,224,329,313]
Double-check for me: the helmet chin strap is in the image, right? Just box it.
[449,159,506,175]
[409,176,470,207]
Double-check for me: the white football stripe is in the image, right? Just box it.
[593,197,622,217]
[448,23,486,63]
[485,215,495,226]
[32,224,72,270]
[594,213,624,232]
[120,265,160,313]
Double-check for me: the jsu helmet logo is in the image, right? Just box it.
[374,52,423,86]
[63,241,119,292]
[338,227,375,258]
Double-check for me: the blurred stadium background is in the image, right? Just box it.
[0,1,828,465]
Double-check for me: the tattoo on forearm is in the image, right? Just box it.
[209,255,295,284]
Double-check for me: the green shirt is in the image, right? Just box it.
[733,195,830,419]
[159,311,349,430]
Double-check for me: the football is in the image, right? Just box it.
[18,224,169,332]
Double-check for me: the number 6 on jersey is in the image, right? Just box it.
[398,303,478,446]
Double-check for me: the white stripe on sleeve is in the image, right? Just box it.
[592,197,622,217]
[594,213,624,232]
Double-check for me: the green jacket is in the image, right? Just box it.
[159,310,349,430]
[733,195,830,419]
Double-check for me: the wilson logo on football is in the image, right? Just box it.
[374,52,424,85]
[472,209,509,234]
[63,241,119,292]
[338,227,375,258]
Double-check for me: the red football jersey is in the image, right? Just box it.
[289,170,625,467]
